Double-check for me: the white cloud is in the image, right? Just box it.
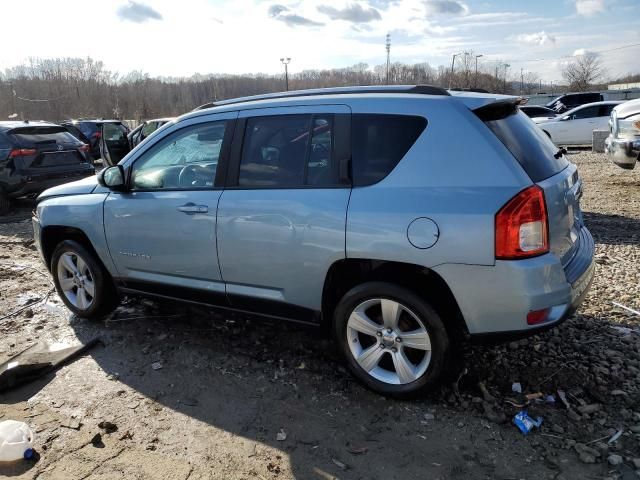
[573,48,597,56]
[423,0,469,16]
[575,0,605,16]
[515,31,556,46]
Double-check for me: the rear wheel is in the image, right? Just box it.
[51,240,119,319]
[334,282,449,398]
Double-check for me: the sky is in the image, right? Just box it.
[0,0,638,83]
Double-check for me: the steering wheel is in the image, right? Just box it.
[178,164,208,187]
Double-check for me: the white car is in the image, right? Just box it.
[534,101,623,145]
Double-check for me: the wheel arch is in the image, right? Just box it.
[41,226,103,272]
[321,259,469,342]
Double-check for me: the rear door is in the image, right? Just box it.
[481,106,582,267]
[564,105,601,144]
[216,105,351,321]
[8,126,89,170]
[100,123,131,165]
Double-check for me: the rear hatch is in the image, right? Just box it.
[475,100,583,268]
[8,126,90,172]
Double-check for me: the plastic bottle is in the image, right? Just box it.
[0,420,34,462]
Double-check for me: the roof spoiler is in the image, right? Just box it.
[473,98,525,121]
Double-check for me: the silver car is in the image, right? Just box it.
[33,85,595,397]
[605,98,640,169]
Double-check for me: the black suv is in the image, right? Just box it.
[0,121,95,214]
[61,119,130,162]
[546,92,603,114]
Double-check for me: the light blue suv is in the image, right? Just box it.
[33,86,595,396]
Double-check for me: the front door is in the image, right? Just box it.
[104,113,236,302]
[100,123,131,166]
[217,105,351,321]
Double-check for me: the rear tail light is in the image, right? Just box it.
[495,185,549,259]
[527,308,550,325]
[9,148,37,158]
[78,144,90,152]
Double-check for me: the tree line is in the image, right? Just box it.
[0,55,630,122]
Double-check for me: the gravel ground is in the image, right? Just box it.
[0,151,639,480]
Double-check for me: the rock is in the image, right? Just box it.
[631,458,640,469]
[551,424,565,434]
[578,451,597,464]
[482,402,506,424]
[423,413,435,421]
[607,454,623,466]
[630,425,640,433]
[151,361,163,370]
[90,433,104,447]
[23,308,34,318]
[567,409,582,422]
[577,404,601,415]
[98,421,118,434]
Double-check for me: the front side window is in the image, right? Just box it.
[131,121,226,190]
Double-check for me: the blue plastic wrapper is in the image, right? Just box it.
[513,410,543,435]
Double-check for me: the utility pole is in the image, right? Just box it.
[474,54,483,88]
[280,57,291,91]
[385,33,391,85]
[449,52,462,89]
[520,68,524,95]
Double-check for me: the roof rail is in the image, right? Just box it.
[194,84,450,111]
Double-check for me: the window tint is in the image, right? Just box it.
[351,114,427,186]
[10,127,79,145]
[77,122,97,137]
[571,106,600,120]
[239,115,311,187]
[306,116,335,186]
[131,121,226,190]
[483,109,567,182]
[599,104,617,117]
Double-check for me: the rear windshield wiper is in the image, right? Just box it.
[554,147,567,159]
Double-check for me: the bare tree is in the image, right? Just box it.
[561,53,604,91]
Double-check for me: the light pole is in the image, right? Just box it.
[520,68,524,95]
[280,57,291,91]
[503,63,510,93]
[385,33,391,85]
[474,54,483,87]
[449,52,462,89]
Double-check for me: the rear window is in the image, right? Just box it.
[351,114,427,186]
[480,106,567,182]
[10,127,80,146]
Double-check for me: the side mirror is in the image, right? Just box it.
[97,165,127,191]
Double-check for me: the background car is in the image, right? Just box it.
[128,118,174,149]
[0,121,95,214]
[535,101,623,145]
[61,119,130,162]
[545,92,603,114]
[605,98,640,169]
[519,105,557,119]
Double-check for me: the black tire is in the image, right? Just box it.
[0,190,11,215]
[51,240,119,319]
[334,282,449,398]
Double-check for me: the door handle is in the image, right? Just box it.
[177,203,208,214]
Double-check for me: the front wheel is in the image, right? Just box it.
[334,282,449,398]
[51,240,119,319]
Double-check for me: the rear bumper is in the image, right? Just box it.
[433,226,595,341]
[8,169,95,198]
[605,135,640,170]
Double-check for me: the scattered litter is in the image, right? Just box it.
[119,431,133,441]
[0,288,55,322]
[512,382,522,394]
[513,411,543,435]
[151,362,163,370]
[347,446,368,455]
[332,458,348,470]
[0,420,34,461]
[525,392,543,401]
[0,338,100,393]
[296,362,306,370]
[276,429,287,441]
[61,417,82,430]
[43,300,67,318]
[607,429,623,444]
[612,301,640,317]
[545,395,556,404]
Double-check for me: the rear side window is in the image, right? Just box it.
[351,114,427,186]
[10,127,79,145]
[77,122,97,137]
[481,108,567,182]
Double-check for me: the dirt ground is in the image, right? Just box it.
[1,151,639,480]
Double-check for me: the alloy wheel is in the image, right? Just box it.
[56,251,96,310]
